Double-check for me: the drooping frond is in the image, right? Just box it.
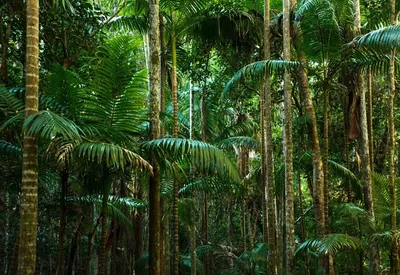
[216,136,259,151]
[23,110,82,141]
[356,24,400,50]
[179,176,242,195]
[0,87,24,118]
[67,195,146,231]
[223,60,301,96]
[142,138,240,183]
[0,141,22,159]
[372,172,400,220]
[347,48,394,73]
[296,234,361,255]
[216,120,258,140]
[76,142,152,172]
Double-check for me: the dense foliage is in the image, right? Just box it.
[1,0,400,274]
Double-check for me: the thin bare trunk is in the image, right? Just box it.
[148,1,161,274]
[264,0,277,272]
[389,1,399,273]
[18,0,39,273]
[367,69,374,170]
[56,169,68,275]
[283,0,295,271]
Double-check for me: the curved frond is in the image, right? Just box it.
[66,195,145,231]
[356,24,400,50]
[76,142,152,172]
[296,234,361,255]
[0,141,22,159]
[223,60,301,96]
[23,110,82,141]
[216,136,259,151]
[142,138,240,183]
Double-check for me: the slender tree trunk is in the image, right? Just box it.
[354,0,379,269]
[283,0,295,272]
[170,31,181,275]
[367,69,374,170]
[18,0,39,273]
[148,1,161,274]
[98,172,111,275]
[389,1,400,273]
[189,225,196,275]
[264,0,277,272]
[200,62,210,275]
[57,169,68,275]
[298,172,310,275]
[242,198,247,251]
[0,13,11,86]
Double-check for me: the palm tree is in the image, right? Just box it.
[18,0,40,273]
[388,0,399,272]
[283,0,295,272]
[148,1,161,274]
[263,0,277,273]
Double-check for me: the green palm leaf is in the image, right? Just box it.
[67,195,146,231]
[23,110,82,141]
[223,60,301,96]
[76,142,152,172]
[0,141,22,159]
[296,234,361,255]
[356,24,400,50]
[142,138,240,183]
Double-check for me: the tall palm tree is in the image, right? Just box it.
[148,1,161,274]
[18,0,39,273]
[263,0,277,273]
[283,0,295,272]
[353,0,378,272]
[388,0,399,272]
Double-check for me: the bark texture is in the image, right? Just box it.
[283,0,295,272]
[264,0,277,273]
[389,1,400,273]
[18,0,39,273]
[148,1,161,274]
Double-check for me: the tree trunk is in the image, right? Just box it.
[171,31,180,275]
[18,0,39,273]
[367,69,374,170]
[283,0,295,272]
[98,172,111,275]
[189,225,196,275]
[0,13,11,86]
[389,1,400,273]
[148,1,161,274]
[264,0,277,272]
[56,169,68,275]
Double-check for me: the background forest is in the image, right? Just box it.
[1,0,400,274]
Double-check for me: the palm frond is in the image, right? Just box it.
[296,0,341,61]
[296,234,361,255]
[23,110,82,141]
[216,136,259,151]
[223,60,301,96]
[66,195,145,231]
[0,87,24,117]
[76,142,152,172]
[179,176,241,195]
[356,24,400,50]
[0,141,22,159]
[82,36,148,135]
[142,138,240,183]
